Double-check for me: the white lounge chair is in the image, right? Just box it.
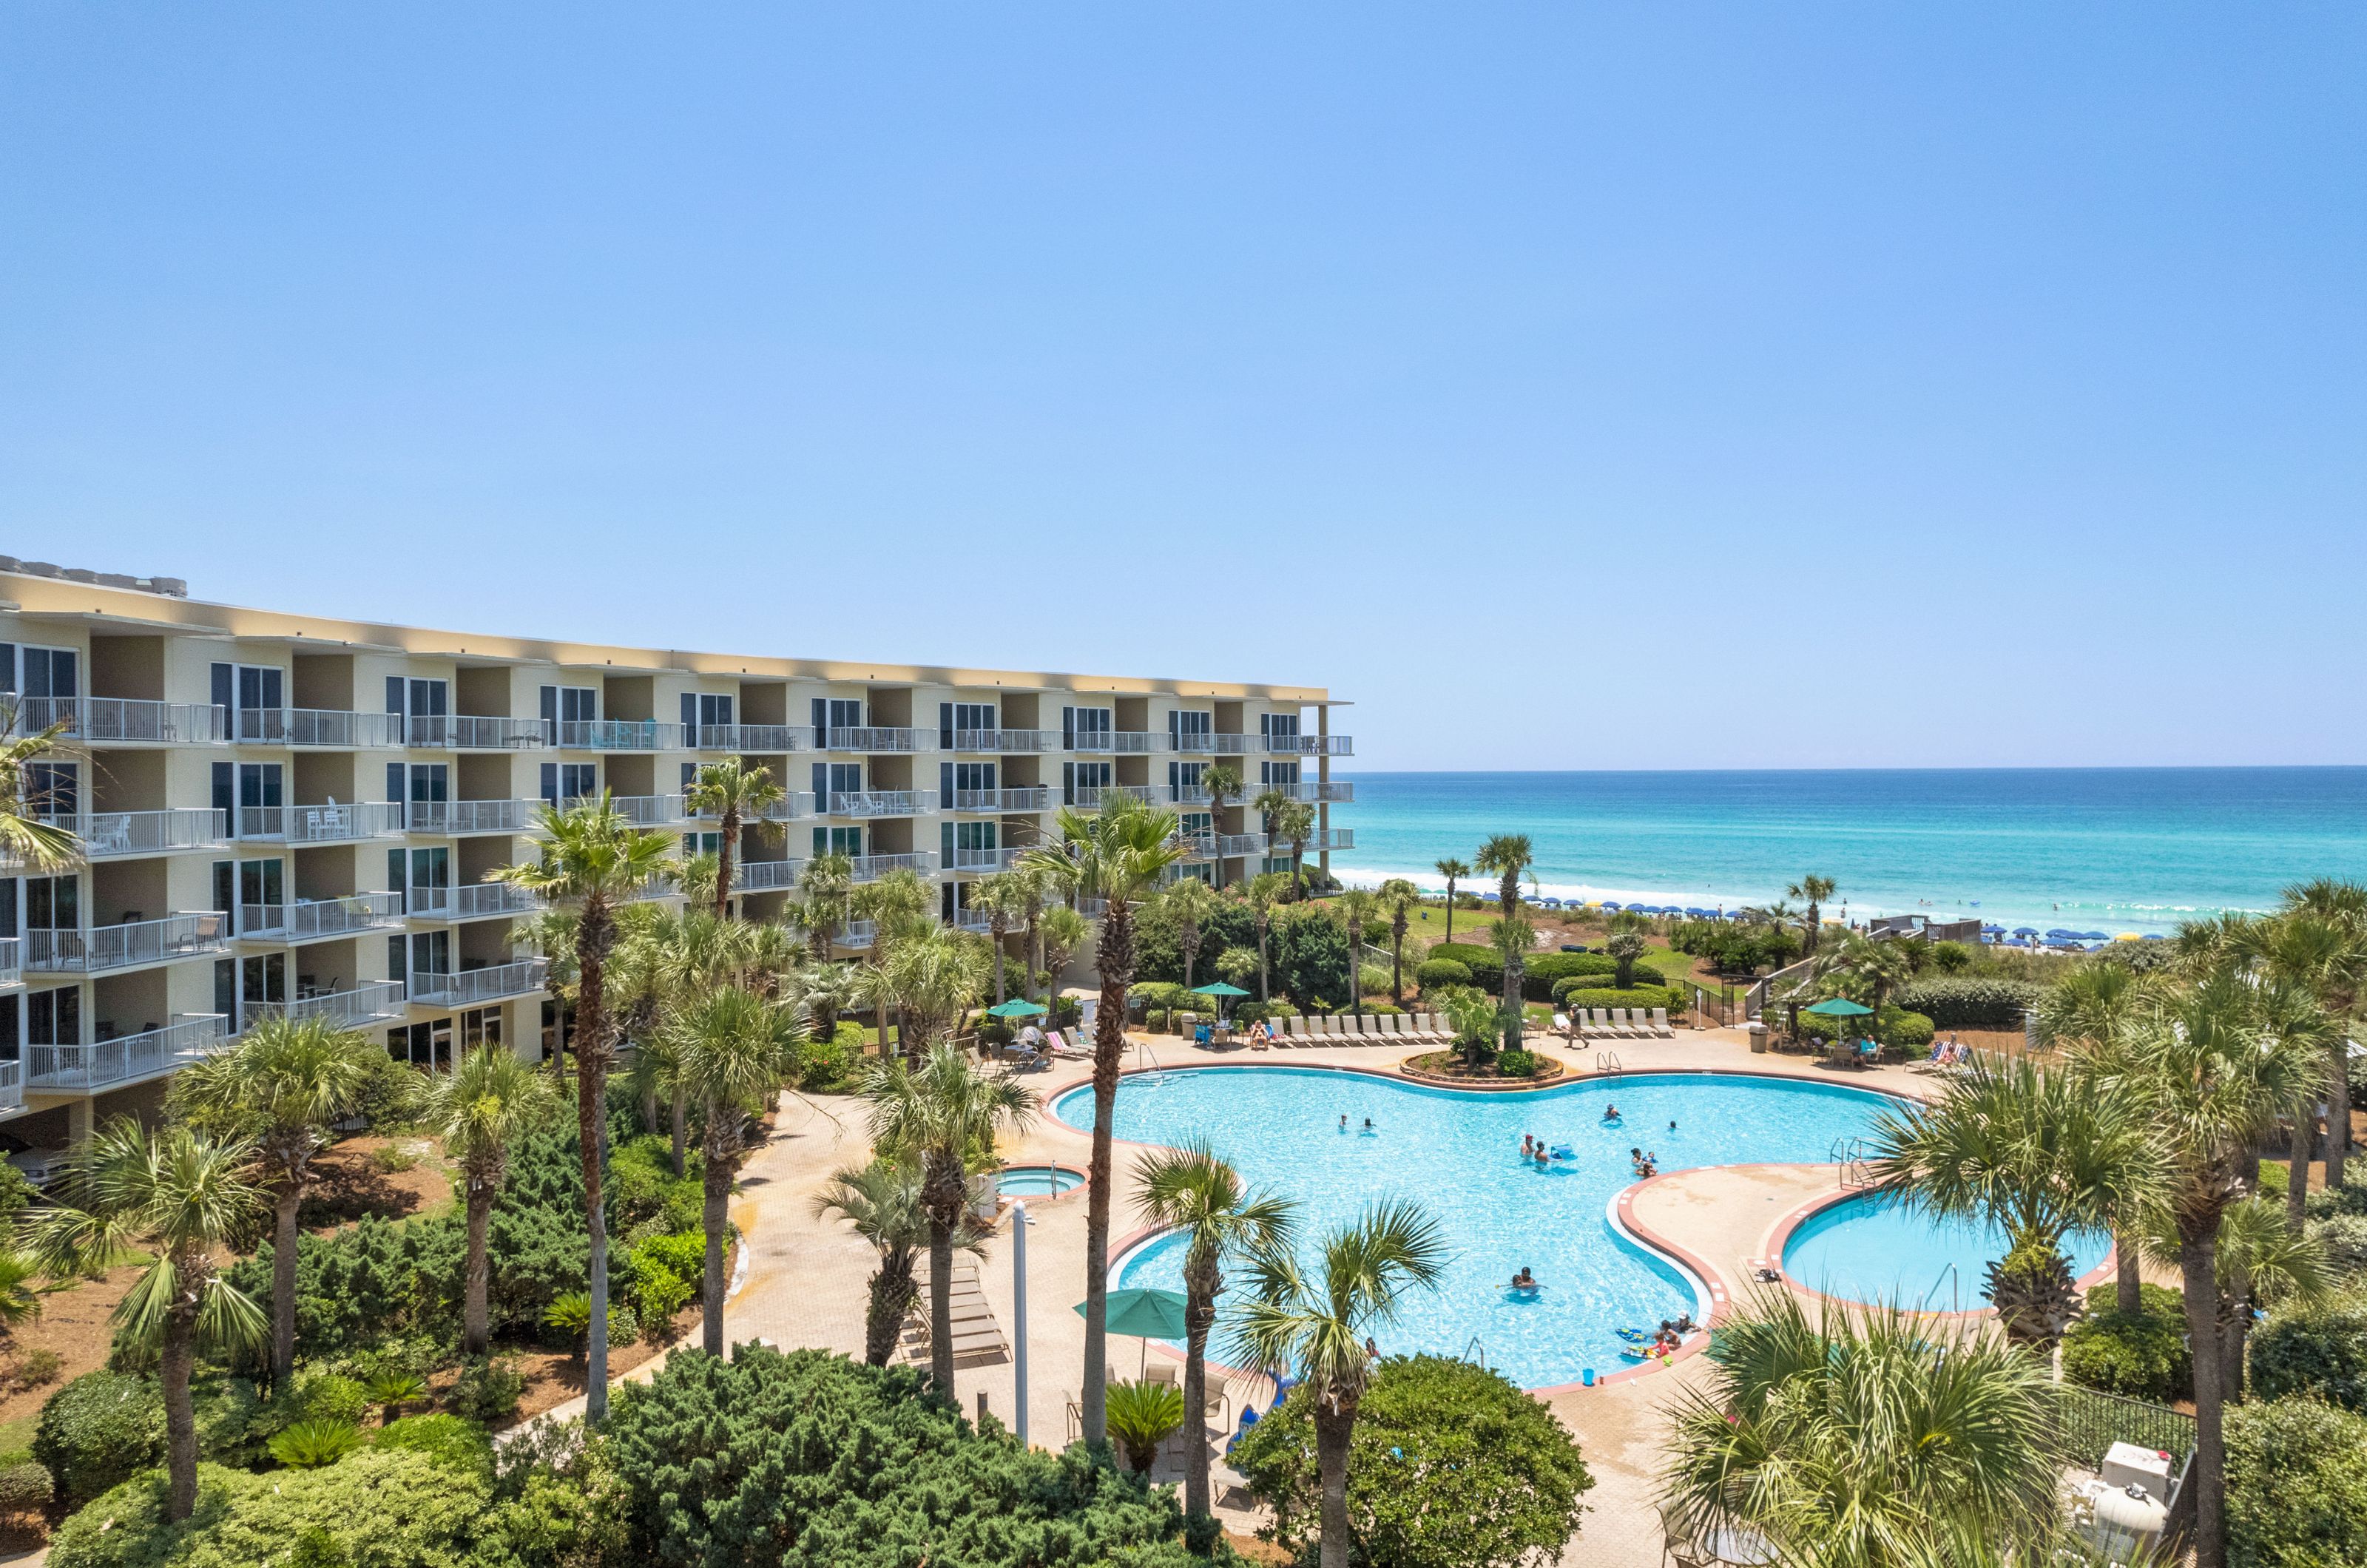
[1587,1008,1612,1038]
[1617,1008,1644,1038]
[1651,1007,1672,1038]
[1383,1015,1408,1039]
[1285,1015,1310,1044]
[1422,1013,1447,1043]
[1551,1011,1571,1037]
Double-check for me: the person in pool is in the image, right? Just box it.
[1521,1134,1535,1159]
[1602,1104,1621,1121]
[1510,1267,1538,1291]
[1339,1115,1349,1133]
[1361,1117,1376,1134]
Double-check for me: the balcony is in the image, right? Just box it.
[30,1015,229,1092]
[243,980,408,1034]
[408,959,550,1008]
[236,801,405,844]
[1260,780,1354,804]
[950,787,1053,813]
[1214,833,1269,857]
[40,808,230,858]
[1070,784,1171,810]
[408,798,536,835]
[949,845,1025,873]
[0,1058,18,1115]
[405,715,548,750]
[1172,833,1218,859]
[240,893,408,943]
[602,794,686,828]
[19,697,227,746]
[701,792,817,823]
[621,879,678,904]
[231,709,403,748]
[1266,734,1353,756]
[1070,731,1168,754]
[27,912,232,973]
[1173,733,1253,754]
[946,729,1057,753]
[550,719,681,751]
[950,910,996,936]
[734,858,802,893]
[409,882,547,922]
[1303,828,1354,851]
[825,790,936,818]
[0,936,16,987]
[835,919,877,950]
[821,727,931,753]
[692,724,805,751]
[848,851,935,882]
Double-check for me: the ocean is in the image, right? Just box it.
[1326,768,2367,936]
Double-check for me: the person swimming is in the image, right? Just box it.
[1360,1118,1376,1135]
[1668,1120,1678,1132]
[1602,1104,1621,1121]
[1510,1267,1538,1291]
[1339,1115,1349,1132]
[1521,1134,1535,1158]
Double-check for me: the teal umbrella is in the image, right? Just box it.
[986,998,1049,1019]
[1802,998,1873,1017]
[1189,983,1251,998]
[1076,1287,1189,1340]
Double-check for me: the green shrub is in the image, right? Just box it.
[632,1229,708,1294]
[1414,958,1471,990]
[2311,1213,2367,1280]
[294,1371,371,1425]
[1553,985,1684,1016]
[1793,1002,1931,1047]
[797,1026,860,1093]
[0,1164,31,1231]
[34,1371,163,1506]
[2225,1396,2367,1568]
[269,1417,362,1470]
[448,1356,526,1427]
[47,1450,491,1568]
[602,1345,1194,1565]
[1229,1354,1593,1568]
[2251,1291,2367,1413]
[633,1259,694,1322]
[1495,1050,1540,1078]
[2062,1283,2192,1402]
[1104,1379,1185,1474]
[2306,1166,2367,1222]
[0,1460,50,1515]
[1891,976,2042,1029]
[1271,905,1352,1009]
[369,1413,491,1475]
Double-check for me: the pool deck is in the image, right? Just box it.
[704,1025,1960,1568]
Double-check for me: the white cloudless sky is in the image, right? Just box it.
[4,4,2362,770]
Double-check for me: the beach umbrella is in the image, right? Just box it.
[2081,931,2108,942]
[1190,981,1251,1021]
[2142,933,2166,942]
[1981,923,2005,933]
[1803,998,1874,1018]
[1601,902,1623,912]
[986,998,1049,1019]
[2115,932,2144,942]
[1077,1287,1190,1371]
[2012,927,2039,937]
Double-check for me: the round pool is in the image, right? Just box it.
[1053,1067,1912,1388]
[1781,1190,2113,1310]
[996,1164,1085,1197]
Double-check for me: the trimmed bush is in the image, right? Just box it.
[370,1413,492,1475]
[798,1026,860,1092]
[1495,1050,1540,1079]
[1414,958,1471,990]
[1554,985,1684,1016]
[2062,1283,2192,1402]
[2224,1396,2367,1568]
[0,1460,50,1515]
[2311,1213,2367,1280]
[34,1371,163,1506]
[1229,1354,1593,1568]
[1891,977,2042,1029]
[2250,1290,2367,1413]
[448,1356,527,1426]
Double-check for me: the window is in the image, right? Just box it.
[20,646,78,729]
[241,954,286,1015]
[1168,760,1207,795]
[460,1005,503,1050]
[1169,709,1212,746]
[389,677,449,745]
[0,994,16,1063]
[1062,760,1112,802]
[811,697,862,744]
[237,859,285,933]
[407,847,450,911]
[28,986,79,1049]
[940,702,996,747]
[1181,811,1212,837]
[683,831,722,857]
[811,825,862,857]
[1260,712,1301,743]
[24,876,77,932]
[942,762,994,801]
[25,761,75,817]
[0,878,15,940]
[214,663,284,741]
[681,693,733,737]
[215,959,235,1018]
[681,762,698,792]
[409,930,451,977]
[539,763,596,805]
[235,763,283,836]
[811,762,860,810]
[539,685,596,743]
[1260,760,1300,787]
[1063,706,1111,749]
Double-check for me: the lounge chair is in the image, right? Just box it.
[1588,1008,1613,1038]
[1614,1008,1642,1039]
[1285,1015,1310,1044]
[1551,1011,1572,1037]
[1651,1007,1672,1038]
[1382,1015,1408,1040]
[1423,1013,1448,1043]
[1047,1031,1093,1060]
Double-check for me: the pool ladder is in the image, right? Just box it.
[1459,1335,1488,1371]
[1595,1051,1624,1076]
[1830,1136,1874,1189]
[1920,1262,1964,1314]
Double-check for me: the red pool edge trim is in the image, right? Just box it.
[1757,1186,2120,1321]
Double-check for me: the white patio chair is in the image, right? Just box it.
[1589,1008,1613,1038]
[1652,1007,1672,1037]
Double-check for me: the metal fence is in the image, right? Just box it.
[2057,1385,2194,1473]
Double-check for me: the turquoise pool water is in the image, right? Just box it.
[1783,1191,2114,1310]
[998,1164,1085,1196]
[1053,1067,1911,1389]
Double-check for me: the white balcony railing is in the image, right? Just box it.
[693,724,805,751]
[550,719,680,751]
[821,727,931,752]
[27,912,232,973]
[697,791,816,823]
[835,919,877,950]
[950,910,997,935]
[0,936,18,987]
[1070,784,1169,809]
[407,798,537,834]
[950,845,1025,873]
[398,715,549,749]
[1171,787,1212,806]
[825,790,936,818]
[1214,833,1269,856]
[950,787,1053,813]
[17,697,229,745]
[945,729,1058,753]
[243,980,409,1034]
[236,800,405,843]
[1260,734,1352,756]
[410,882,546,921]
[38,807,230,857]
[598,794,683,827]
[1173,732,1254,754]
[1070,731,1168,754]
[734,858,801,893]
[1258,780,1355,804]
[408,959,550,1007]
[848,852,936,882]
[1304,828,1354,851]
[0,1058,18,1113]
[1172,833,1218,859]
[240,893,408,942]
[273,709,405,748]
[31,1014,230,1091]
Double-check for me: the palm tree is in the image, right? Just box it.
[24,1121,266,1521]
[812,1158,987,1367]
[1242,872,1288,1003]
[1017,794,1180,1444]
[669,984,803,1355]
[1272,800,1316,897]
[1202,764,1243,876]
[1014,862,1053,1001]
[418,1044,552,1356]
[0,705,87,872]
[1039,903,1089,995]
[1604,930,1647,991]
[863,1043,1036,1393]
[2035,958,2162,1312]
[853,867,933,1056]
[1161,875,1222,993]
[685,757,786,916]
[168,1014,380,1389]
[2280,879,2367,1189]
[1433,858,1470,946]
[878,925,990,1058]
[1788,873,1837,957]
[1865,1054,2152,1356]
[1251,785,1291,859]
[1475,836,1534,1044]
[1660,1291,2065,1567]
[794,851,854,959]
[510,907,581,1087]
[2083,967,2331,1568]
[1134,1141,1294,1529]
[1486,912,1534,1050]
[786,959,859,1045]
[1233,1200,1447,1568]
[969,871,1029,1004]
[2137,1194,2331,1405]
[1334,888,1379,1021]
[1377,879,1420,1005]
[493,793,675,1426]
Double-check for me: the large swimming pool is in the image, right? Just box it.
[1053,1067,1917,1389]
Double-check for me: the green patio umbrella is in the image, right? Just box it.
[1801,998,1874,1018]
[1189,981,1250,1021]
[1076,1288,1190,1373]
[986,998,1049,1018]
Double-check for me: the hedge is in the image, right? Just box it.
[1553,985,1684,1016]
[2062,1283,2192,1402]
[2312,1213,2367,1280]
[1891,977,2042,1030]
[1414,959,1471,990]
[1425,946,1624,1001]
[2225,1396,2367,1568]
[2250,1290,2367,1413]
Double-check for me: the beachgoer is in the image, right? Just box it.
[1668,1120,1677,1132]
[1602,1104,1621,1121]
[1522,1134,1535,1158]
[1362,1118,1375,1132]
[1339,1115,1349,1132]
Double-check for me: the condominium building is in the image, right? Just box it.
[0,561,1351,1153]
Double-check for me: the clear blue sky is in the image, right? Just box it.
[4,6,2361,771]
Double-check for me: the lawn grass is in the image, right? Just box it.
[0,1413,36,1460]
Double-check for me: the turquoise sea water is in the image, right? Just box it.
[1058,1068,1914,1389]
[1331,768,2367,935]
[1782,1191,2112,1311]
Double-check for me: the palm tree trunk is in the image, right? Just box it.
[701,1118,732,1357]
[1181,1272,1215,1527]
[2181,1228,2228,1568]
[1314,1402,1354,1568]
[459,1172,495,1355]
[991,928,1006,1005]
[1390,927,1404,1005]
[575,897,615,1426]
[2221,1285,2251,1406]
[1443,884,1455,946]
[866,1258,916,1367]
[1256,920,1270,1003]
[927,1211,956,1395]
[715,810,737,919]
[2329,1061,2351,1191]
[1081,900,1135,1447]
[162,1307,200,1521]
[271,1183,301,1389]
[2288,1119,2314,1234]
[2115,1233,2143,1317]
[671,1086,688,1177]
[1026,916,1042,1002]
